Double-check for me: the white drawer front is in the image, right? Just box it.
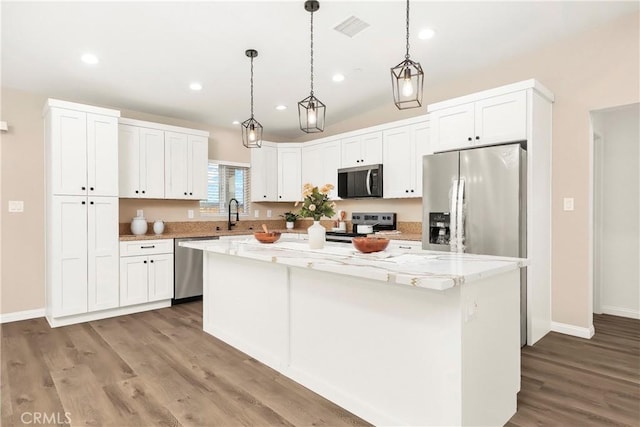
[120,239,173,256]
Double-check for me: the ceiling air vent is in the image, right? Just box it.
[334,16,370,38]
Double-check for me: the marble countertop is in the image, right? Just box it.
[180,238,527,291]
[120,230,422,242]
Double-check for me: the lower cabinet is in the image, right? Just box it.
[119,240,174,306]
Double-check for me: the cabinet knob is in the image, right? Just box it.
[405,190,409,193]
[143,260,147,264]
[356,160,360,163]
[184,192,187,195]
[361,159,364,162]
[410,189,414,193]
[90,201,94,205]
[82,186,86,190]
[467,137,472,141]
[90,187,94,191]
[135,190,139,194]
[150,260,154,263]
[142,190,146,194]
[81,201,86,205]
[475,136,480,140]
[279,195,282,199]
[263,195,266,198]
[189,192,192,195]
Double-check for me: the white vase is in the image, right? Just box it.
[131,217,148,235]
[286,221,294,230]
[153,220,165,235]
[307,221,326,249]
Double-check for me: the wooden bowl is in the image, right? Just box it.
[254,231,281,244]
[352,237,390,253]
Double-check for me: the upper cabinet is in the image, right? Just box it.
[277,144,302,202]
[251,143,278,202]
[47,105,119,197]
[430,91,526,153]
[302,139,340,200]
[383,121,431,199]
[118,118,209,200]
[341,131,383,168]
[118,125,165,198]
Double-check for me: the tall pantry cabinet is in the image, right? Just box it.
[44,99,120,327]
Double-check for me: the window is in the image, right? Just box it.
[200,160,251,216]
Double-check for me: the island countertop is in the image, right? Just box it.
[180,237,527,291]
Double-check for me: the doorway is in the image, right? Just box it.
[591,103,640,320]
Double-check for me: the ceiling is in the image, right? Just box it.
[3,1,638,140]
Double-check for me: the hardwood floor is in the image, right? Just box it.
[1,303,638,426]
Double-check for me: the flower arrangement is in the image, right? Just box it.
[296,183,336,221]
[280,211,299,222]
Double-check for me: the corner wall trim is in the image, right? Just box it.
[601,306,640,320]
[0,308,46,324]
[551,321,595,339]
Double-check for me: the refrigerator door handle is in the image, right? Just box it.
[450,179,459,252]
[456,179,465,253]
[366,169,372,196]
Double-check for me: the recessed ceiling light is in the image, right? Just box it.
[418,28,435,40]
[232,120,240,125]
[275,105,287,111]
[332,73,345,83]
[81,53,99,65]
[189,82,203,91]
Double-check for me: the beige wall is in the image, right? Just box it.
[1,12,639,331]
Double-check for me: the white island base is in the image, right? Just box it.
[190,239,521,426]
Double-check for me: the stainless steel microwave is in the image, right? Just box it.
[337,164,383,199]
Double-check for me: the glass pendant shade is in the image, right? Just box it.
[241,48,263,148]
[298,94,325,133]
[391,0,424,110]
[241,117,263,148]
[391,58,424,109]
[299,0,326,133]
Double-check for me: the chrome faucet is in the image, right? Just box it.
[228,198,239,230]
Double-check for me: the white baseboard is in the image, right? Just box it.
[601,305,640,320]
[0,308,45,324]
[551,321,595,339]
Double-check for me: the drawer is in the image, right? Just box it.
[120,239,173,257]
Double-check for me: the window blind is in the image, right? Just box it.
[200,161,251,215]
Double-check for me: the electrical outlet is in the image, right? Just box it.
[136,209,143,217]
[267,210,272,218]
[8,201,24,213]
[188,209,194,219]
[563,198,574,211]
[254,210,260,218]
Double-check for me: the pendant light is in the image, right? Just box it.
[241,49,263,148]
[390,0,424,110]
[298,0,326,133]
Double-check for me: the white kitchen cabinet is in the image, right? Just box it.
[383,121,431,198]
[277,144,302,202]
[118,125,165,198]
[341,132,383,167]
[49,195,119,318]
[119,240,174,306]
[431,91,526,153]
[164,131,209,200]
[302,139,340,199]
[251,142,278,202]
[45,100,121,326]
[48,105,118,196]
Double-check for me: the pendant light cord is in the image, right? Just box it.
[250,55,254,118]
[310,10,314,96]
[405,0,410,59]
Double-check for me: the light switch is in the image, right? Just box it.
[188,209,194,219]
[563,198,574,211]
[136,209,143,217]
[254,210,260,218]
[8,200,24,213]
[267,210,272,218]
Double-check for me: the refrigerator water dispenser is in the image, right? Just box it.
[429,212,451,245]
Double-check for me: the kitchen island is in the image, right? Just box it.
[181,237,526,426]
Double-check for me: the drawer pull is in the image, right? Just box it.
[140,245,156,249]
[398,245,412,249]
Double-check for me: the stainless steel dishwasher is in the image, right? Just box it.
[173,236,219,304]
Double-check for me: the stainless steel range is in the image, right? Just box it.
[325,212,397,243]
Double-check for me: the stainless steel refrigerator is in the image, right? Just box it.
[422,143,527,346]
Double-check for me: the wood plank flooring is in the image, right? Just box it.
[1,303,638,426]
